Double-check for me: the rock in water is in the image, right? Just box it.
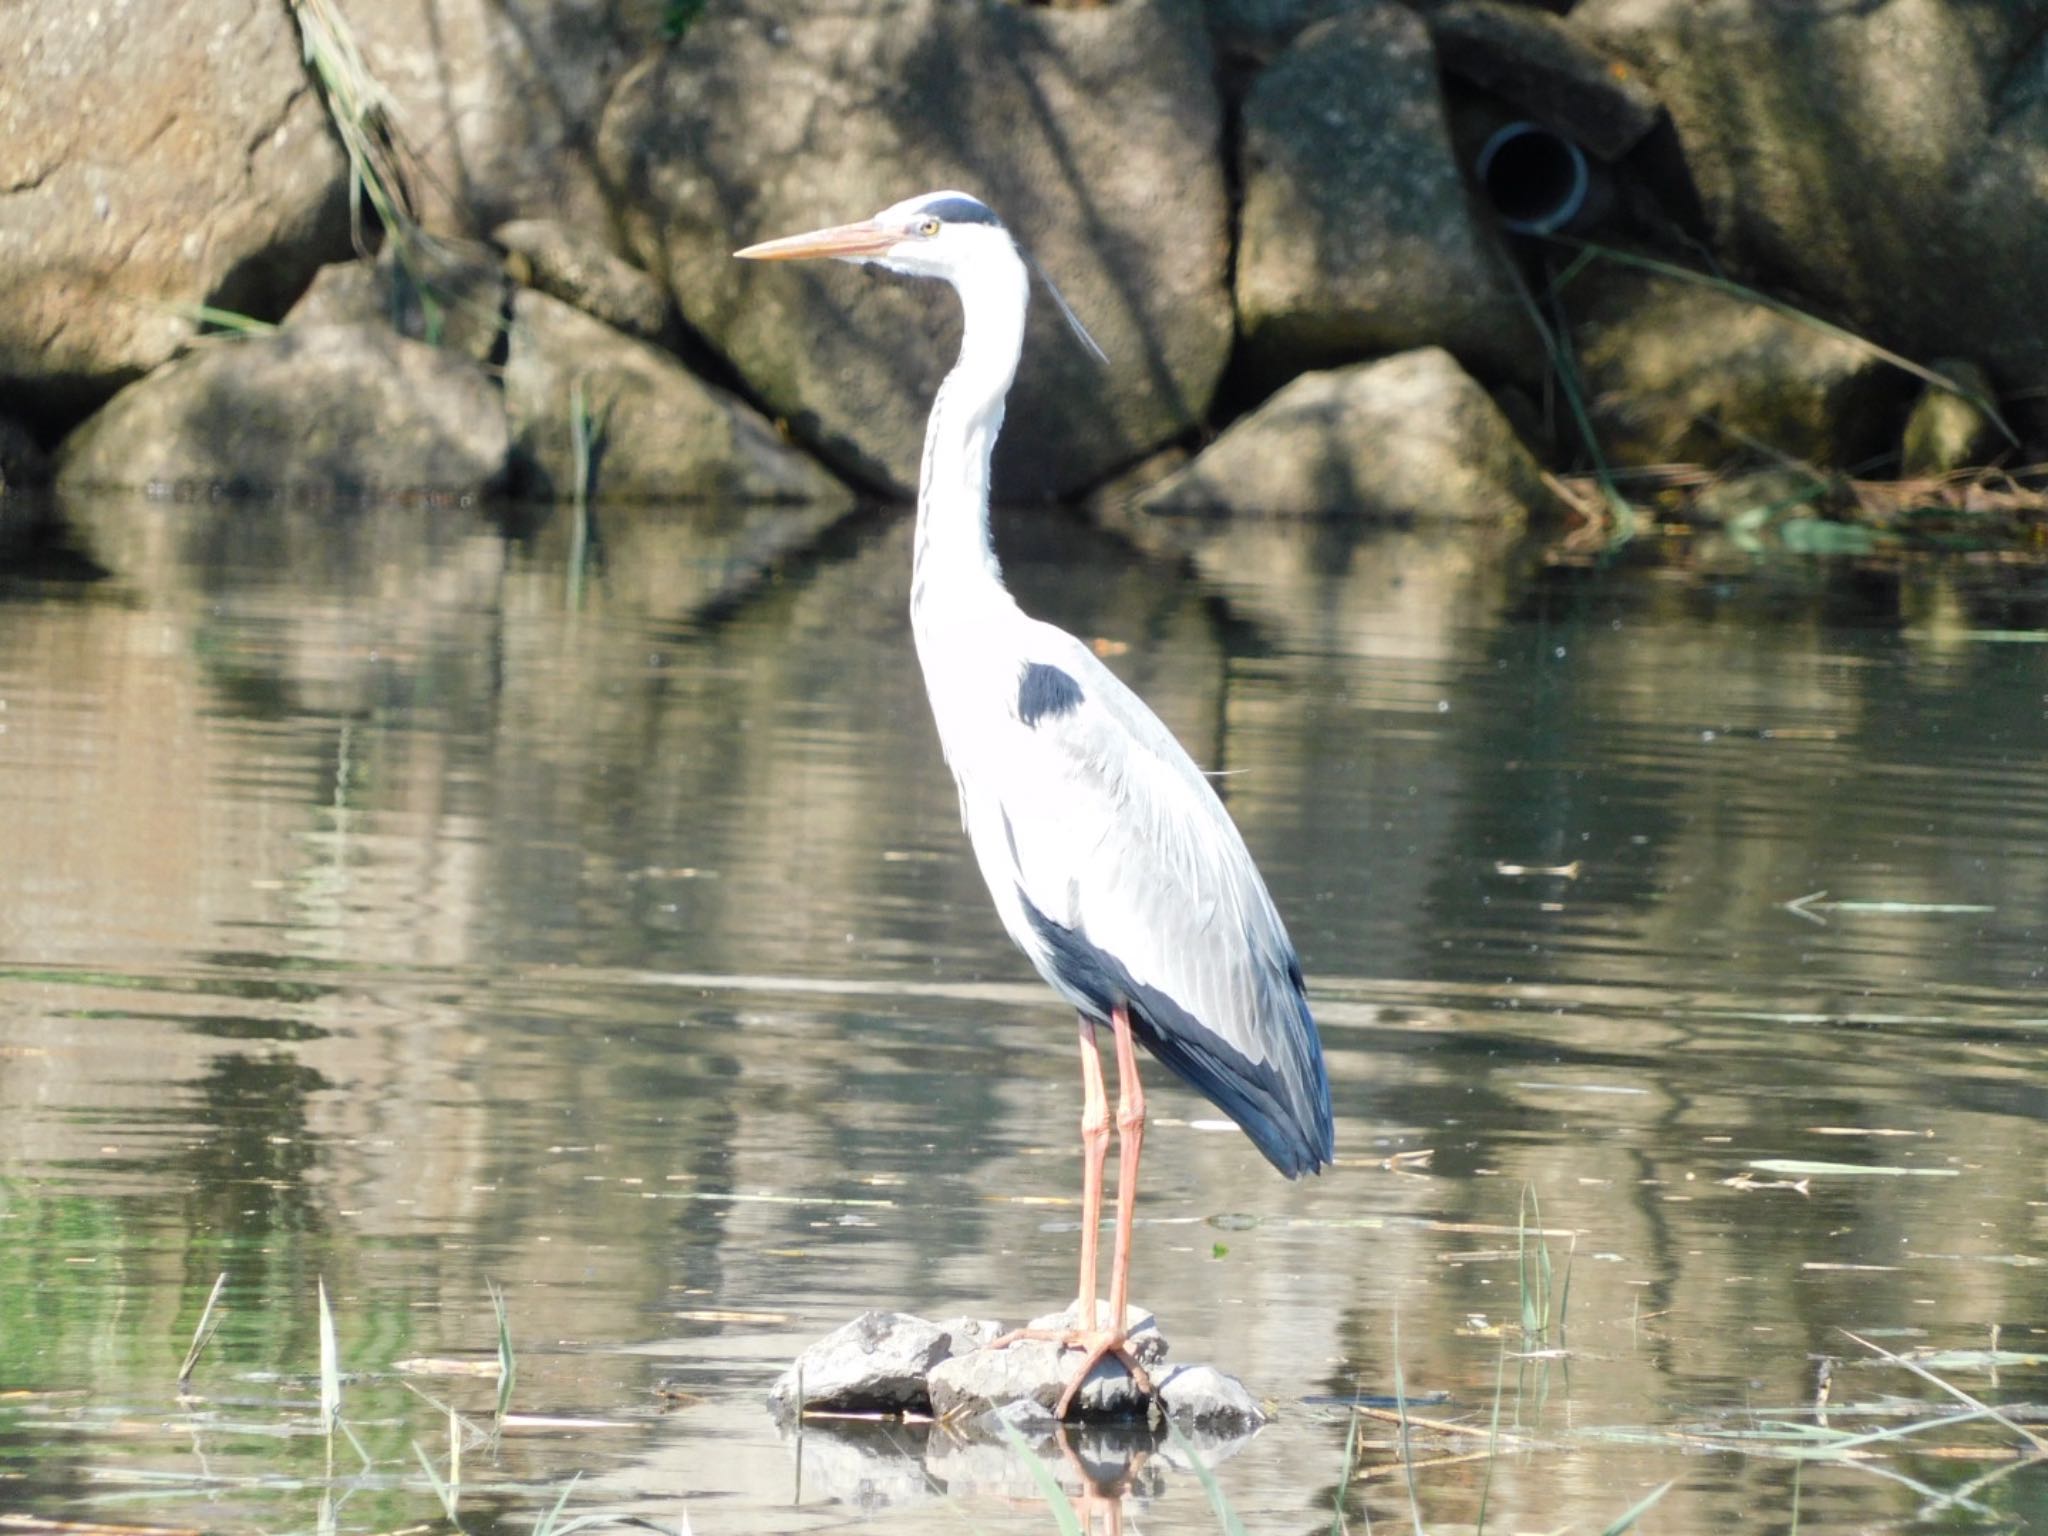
[1137,348,1561,523]
[766,1310,955,1419]
[1154,1364,1268,1433]
[770,1303,1264,1430]
[926,1302,1168,1422]
[930,1316,1007,1355]
[54,325,507,500]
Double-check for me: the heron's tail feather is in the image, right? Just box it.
[1127,983,1334,1178]
[1021,896,1335,1177]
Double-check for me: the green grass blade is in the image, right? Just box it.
[339,1413,374,1471]
[991,1415,1084,1536]
[1553,240,2017,447]
[1557,1232,1576,1339]
[160,302,278,337]
[531,1472,581,1536]
[1599,1479,1673,1535]
[489,1278,516,1423]
[177,1271,229,1389]
[1474,1342,1507,1535]
[1840,1328,2048,1454]
[1166,1419,1251,1536]
[1501,261,1630,529]
[316,1277,341,1437]
[1516,1186,1541,1337]
[413,1440,461,1525]
[1392,1311,1426,1536]
[1329,1404,1361,1536]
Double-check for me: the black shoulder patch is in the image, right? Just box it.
[917,193,1002,227]
[1018,662,1084,726]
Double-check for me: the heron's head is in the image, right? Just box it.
[735,190,1107,361]
[734,190,1012,282]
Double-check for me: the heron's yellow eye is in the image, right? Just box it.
[917,217,941,238]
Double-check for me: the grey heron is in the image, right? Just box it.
[736,192,1334,1417]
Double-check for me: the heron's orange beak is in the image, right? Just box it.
[734,220,897,262]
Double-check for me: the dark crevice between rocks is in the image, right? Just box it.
[0,492,110,586]
[666,310,894,505]
[1193,32,1262,454]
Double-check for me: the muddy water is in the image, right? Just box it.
[0,492,2043,1534]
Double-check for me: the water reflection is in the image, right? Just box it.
[0,489,2043,1533]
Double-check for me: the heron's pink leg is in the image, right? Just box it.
[1105,1001,1146,1328]
[1050,1004,1154,1419]
[1074,1013,1110,1333]
[989,1006,1156,1419]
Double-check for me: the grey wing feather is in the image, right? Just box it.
[961,622,1333,1174]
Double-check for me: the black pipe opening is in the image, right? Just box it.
[1477,122,1591,236]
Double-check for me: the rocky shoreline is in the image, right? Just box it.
[4,0,2044,531]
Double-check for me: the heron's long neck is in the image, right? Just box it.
[911,252,1029,626]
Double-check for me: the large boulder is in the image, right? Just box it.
[767,1311,957,1420]
[1572,0,2048,389]
[504,289,855,505]
[1901,361,2001,479]
[1427,1,1663,160]
[55,326,508,499]
[1201,0,1364,66]
[1570,266,1915,469]
[599,0,1234,500]
[1138,348,1559,522]
[0,0,350,425]
[496,220,670,342]
[338,0,662,236]
[1236,5,1533,389]
[285,240,509,366]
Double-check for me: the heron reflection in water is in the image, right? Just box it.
[737,192,1334,1420]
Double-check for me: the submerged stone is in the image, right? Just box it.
[1136,348,1559,523]
[1154,1363,1269,1433]
[926,1301,1168,1423]
[770,1300,1263,1432]
[766,1309,952,1419]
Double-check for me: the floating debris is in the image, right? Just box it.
[1748,1159,1959,1178]
[1783,889,1996,925]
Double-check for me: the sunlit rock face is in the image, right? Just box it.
[55,326,509,500]
[1568,268,1916,471]
[599,0,1234,500]
[504,290,855,506]
[330,0,661,238]
[1234,6,1531,393]
[0,0,349,425]
[1138,348,1560,524]
[1574,0,2048,388]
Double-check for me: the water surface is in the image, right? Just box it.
[1,491,2044,1533]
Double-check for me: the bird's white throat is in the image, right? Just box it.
[909,242,1032,628]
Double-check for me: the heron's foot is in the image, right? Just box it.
[986,1324,1156,1419]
